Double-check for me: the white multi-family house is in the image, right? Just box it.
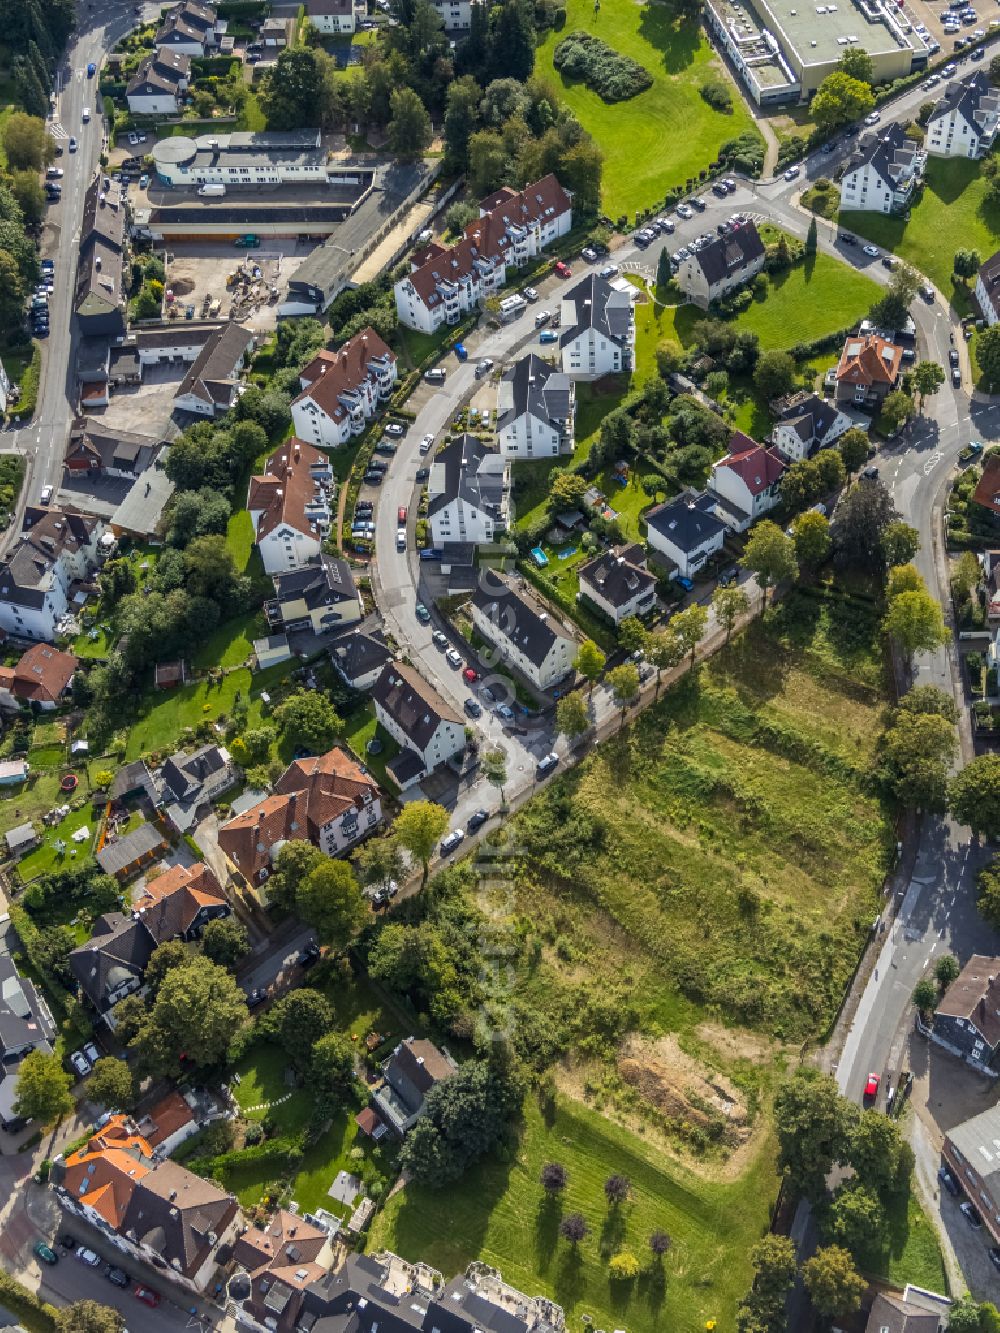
[126,49,190,115]
[840,124,925,214]
[330,630,392,691]
[0,507,106,642]
[394,175,573,333]
[471,573,577,692]
[427,434,509,548]
[248,439,333,575]
[577,544,656,625]
[496,354,574,459]
[0,357,9,416]
[645,492,728,578]
[371,662,466,789]
[927,71,1000,159]
[290,329,397,448]
[305,0,356,31]
[771,392,856,461]
[155,0,222,55]
[976,250,1000,326]
[675,220,766,310]
[431,0,473,26]
[151,129,325,189]
[708,436,786,533]
[173,322,254,417]
[559,274,635,378]
[269,554,363,635]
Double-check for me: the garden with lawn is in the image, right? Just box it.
[343,703,401,794]
[535,0,757,219]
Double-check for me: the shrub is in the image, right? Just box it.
[609,1250,640,1280]
[700,78,733,112]
[552,31,653,102]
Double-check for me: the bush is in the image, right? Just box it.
[700,78,733,112]
[552,31,653,102]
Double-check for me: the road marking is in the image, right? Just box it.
[923,450,943,475]
[49,122,68,140]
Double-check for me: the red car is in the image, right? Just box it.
[463,667,479,683]
[555,261,571,277]
[397,506,407,524]
[863,1072,880,1100]
[134,1286,161,1307]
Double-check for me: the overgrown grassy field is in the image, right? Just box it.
[535,0,756,218]
[842,157,997,297]
[372,1093,774,1333]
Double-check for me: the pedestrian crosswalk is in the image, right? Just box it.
[50,121,68,140]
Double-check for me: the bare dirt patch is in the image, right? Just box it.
[618,1034,751,1150]
[695,1022,776,1065]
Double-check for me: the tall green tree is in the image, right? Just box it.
[87,1057,135,1112]
[882,521,920,568]
[812,70,875,130]
[656,247,671,293]
[838,427,870,476]
[1,111,54,169]
[802,1246,866,1318]
[201,917,250,970]
[883,588,948,662]
[949,754,1000,839]
[742,520,798,605]
[297,860,365,949]
[261,47,323,129]
[954,248,982,282]
[774,1067,856,1200]
[274,689,342,752]
[270,988,334,1070]
[912,360,946,409]
[838,46,874,83]
[881,389,915,435]
[13,1049,74,1125]
[735,1235,798,1333]
[979,325,1000,389]
[573,639,606,694]
[880,707,955,810]
[555,692,590,743]
[791,509,831,569]
[394,800,450,884]
[671,601,709,667]
[443,75,480,172]
[130,957,247,1073]
[481,747,509,804]
[54,1303,125,1333]
[388,87,432,160]
[606,662,640,725]
[712,584,749,641]
[753,349,796,401]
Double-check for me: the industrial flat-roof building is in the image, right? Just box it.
[152,129,327,189]
[705,0,927,105]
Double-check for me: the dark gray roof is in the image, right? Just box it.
[0,508,100,609]
[272,553,358,623]
[371,661,462,748]
[121,1159,238,1279]
[497,355,572,431]
[929,69,999,133]
[845,122,919,193]
[775,392,842,447]
[385,749,426,785]
[427,434,507,521]
[471,573,573,668]
[176,322,253,408]
[645,491,728,554]
[0,953,55,1058]
[160,744,230,803]
[109,759,161,802]
[978,248,1000,320]
[577,543,655,609]
[69,911,156,1009]
[947,1102,1000,1199]
[96,822,167,876]
[65,421,159,474]
[330,630,391,685]
[559,274,632,348]
[427,1279,531,1333]
[688,220,764,287]
[864,1292,943,1333]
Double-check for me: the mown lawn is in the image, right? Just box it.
[858,1184,948,1294]
[191,610,266,671]
[372,1094,775,1333]
[17,804,97,880]
[343,702,400,793]
[842,157,998,298]
[535,0,756,219]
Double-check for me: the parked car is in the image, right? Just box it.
[33,1242,58,1266]
[418,547,442,561]
[468,809,490,832]
[535,310,551,327]
[938,1166,961,1196]
[475,358,494,377]
[247,987,267,1009]
[106,1267,130,1289]
[676,203,693,219]
[539,330,558,344]
[440,829,465,856]
[134,1286,161,1307]
[537,752,560,777]
[581,246,597,262]
[362,471,384,485]
[952,366,962,387]
[496,703,515,722]
[862,464,879,480]
[415,602,431,623]
[862,244,880,258]
[863,1071,880,1099]
[839,232,857,245]
[297,943,320,969]
[783,165,800,180]
[598,265,619,279]
[463,667,478,682]
[424,368,446,384]
[961,1201,983,1228]
[523,286,539,301]
[384,422,406,438]
[415,467,430,482]
[554,260,571,277]
[76,1249,101,1268]
[464,697,482,718]
[446,648,463,669]
[69,1050,91,1078]
[83,1041,100,1064]
[87,61,96,76]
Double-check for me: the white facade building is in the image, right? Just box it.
[770,392,856,461]
[305,0,357,31]
[707,437,786,533]
[427,434,509,548]
[496,354,574,459]
[290,329,397,448]
[840,124,925,215]
[559,274,635,379]
[675,220,766,310]
[926,71,1000,159]
[470,574,577,692]
[152,129,325,189]
[0,508,106,642]
[577,544,656,626]
[371,662,466,789]
[248,439,333,575]
[645,492,728,578]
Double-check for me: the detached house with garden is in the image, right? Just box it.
[0,507,107,643]
[931,954,1000,1067]
[371,661,466,790]
[834,332,903,409]
[470,573,577,692]
[707,435,786,532]
[675,220,765,310]
[126,48,190,116]
[373,1036,458,1135]
[926,71,1000,159]
[559,273,635,379]
[771,391,855,461]
[577,544,656,625]
[645,493,728,579]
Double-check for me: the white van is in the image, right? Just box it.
[82,106,90,122]
[40,485,53,504]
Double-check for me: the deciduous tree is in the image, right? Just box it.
[130,956,247,1073]
[832,479,899,569]
[736,1234,797,1333]
[274,689,342,753]
[482,747,508,803]
[312,1031,357,1105]
[883,587,948,662]
[713,583,749,640]
[774,1068,856,1200]
[555,691,590,744]
[882,521,920,569]
[791,510,831,570]
[950,754,1000,839]
[838,46,874,83]
[812,70,875,130]
[297,859,365,949]
[55,1302,125,1333]
[87,1057,134,1112]
[880,707,955,810]
[388,87,432,159]
[825,1180,885,1255]
[573,639,606,694]
[672,601,709,666]
[954,248,982,282]
[607,662,640,724]
[559,1212,590,1245]
[935,953,960,988]
[802,1245,866,1318]
[881,389,915,434]
[201,918,250,970]
[394,800,450,884]
[0,110,54,169]
[13,1049,73,1125]
[353,837,404,892]
[742,520,798,604]
[541,1162,567,1193]
[753,349,796,401]
[913,977,938,1014]
[979,325,1000,389]
[838,427,870,476]
[913,360,946,410]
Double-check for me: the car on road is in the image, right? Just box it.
[535,310,550,326]
[415,467,429,482]
[68,137,77,151]
[384,422,406,438]
[862,244,880,258]
[419,433,434,454]
[863,1071,880,1100]
[446,648,463,669]
[920,284,935,302]
[496,702,515,721]
[961,1200,983,1228]
[362,471,384,485]
[783,165,800,180]
[134,1286,161,1307]
[432,630,449,648]
[523,286,538,301]
[862,464,879,480]
[83,1041,100,1064]
[468,809,490,832]
[82,106,90,121]
[475,358,494,377]
[676,203,693,219]
[40,259,54,273]
[424,367,446,385]
[554,260,571,277]
[396,531,406,551]
[839,231,857,245]
[76,1248,101,1268]
[415,602,431,623]
[539,330,558,344]
[864,110,881,125]
[537,752,560,777]
[106,1267,130,1288]
[938,1166,961,1196]
[598,264,620,279]
[440,829,465,856]
[464,697,482,717]
[952,366,962,387]
[463,667,478,682]
[33,1242,58,1266]
[87,61,96,76]
[397,507,408,525]
[69,1049,91,1078]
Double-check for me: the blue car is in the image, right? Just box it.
[419,548,443,561]
[538,330,558,344]
[454,342,468,362]
[87,62,96,77]
[676,576,694,592]
[415,603,431,624]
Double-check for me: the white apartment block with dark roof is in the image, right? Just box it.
[427,434,510,548]
[559,274,635,379]
[371,662,466,789]
[496,355,574,459]
[248,439,333,575]
[675,220,766,310]
[305,0,357,31]
[394,175,572,334]
[470,573,577,692]
[770,391,856,461]
[926,70,1000,159]
[126,48,190,115]
[840,123,925,214]
[976,249,1000,326]
[0,508,106,642]
[290,328,397,448]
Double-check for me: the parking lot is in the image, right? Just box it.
[93,361,185,440]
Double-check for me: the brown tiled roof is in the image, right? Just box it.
[122,1158,238,1277]
[973,454,1000,516]
[293,328,395,427]
[715,442,786,497]
[133,862,227,942]
[836,333,902,388]
[248,438,328,542]
[11,643,76,704]
[935,953,1000,1049]
[137,1090,197,1149]
[218,747,379,884]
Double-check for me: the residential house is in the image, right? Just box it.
[232,1209,331,1333]
[427,434,509,549]
[158,743,239,831]
[371,662,466,790]
[75,176,128,338]
[976,249,1000,326]
[269,554,362,636]
[944,1103,1000,1245]
[864,1291,947,1333]
[834,331,903,409]
[53,1115,240,1291]
[126,48,190,115]
[0,507,106,642]
[373,1037,458,1135]
[430,0,473,25]
[5,823,40,858]
[305,0,357,32]
[0,643,76,710]
[0,760,29,787]
[577,543,656,625]
[707,435,786,532]
[675,219,765,309]
[470,573,577,692]
[496,355,574,459]
[840,124,925,214]
[134,1089,201,1156]
[133,863,231,943]
[973,454,1000,517]
[926,71,1000,159]
[932,954,1000,1066]
[771,391,855,461]
[155,0,221,55]
[218,748,382,896]
[645,492,728,578]
[394,175,572,333]
[64,421,159,479]
[0,356,10,415]
[290,329,397,449]
[248,439,334,576]
[96,822,169,883]
[109,759,162,804]
[69,912,157,1025]
[173,321,254,417]
[559,273,635,378]
[330,630,391,691]
[0,953,56,1130]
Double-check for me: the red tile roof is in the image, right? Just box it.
[836,333,902,388]
[138,1089,197,1149]
[716,441,786,496]
[248,438,328,542]
[133,862,227,941]
[973,454,1000,517]
[294,328,395,426]
[11,644,76,705]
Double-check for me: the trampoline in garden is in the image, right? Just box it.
[530,547,549,567]
[60,774,79,793]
